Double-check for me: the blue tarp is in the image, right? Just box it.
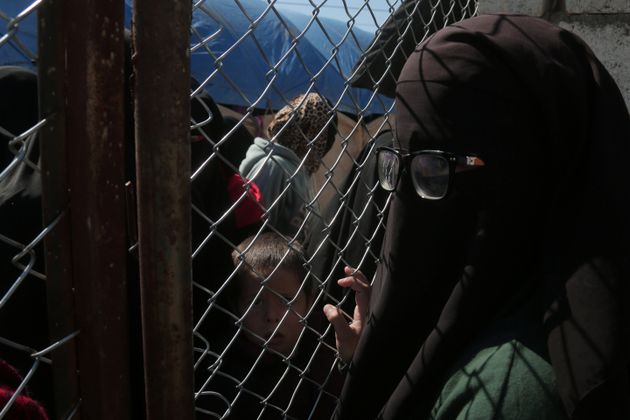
[1,0,393,115]
[0,2,38,69]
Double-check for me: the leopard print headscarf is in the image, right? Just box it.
[266,93,336,175]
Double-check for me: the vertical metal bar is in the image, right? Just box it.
[38,0,80,418]
[39,0,132,418]
[64,0,132,417]
[132,0,194,418]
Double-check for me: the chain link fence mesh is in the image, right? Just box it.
[189,1,477,418]
[0,0,478,418]
[0,2,61,418]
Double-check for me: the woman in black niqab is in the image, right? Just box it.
[333,14,630,420]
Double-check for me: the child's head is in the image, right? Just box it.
[230,232,314,356]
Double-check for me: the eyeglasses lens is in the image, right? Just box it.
[411,154,450,199]
[377,150,400,192]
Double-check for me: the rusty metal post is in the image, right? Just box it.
[38,0,80,418]
[132,0,195,419]
[39,0,132,418]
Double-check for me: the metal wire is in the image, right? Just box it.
[0,1,80,418]
[189,1,477,418]
[0,0,477,418]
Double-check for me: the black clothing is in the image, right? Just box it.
[335,14,630,420]
[0,65,52,415]
[307,129,393,310]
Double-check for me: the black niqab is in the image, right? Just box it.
[335,14,630,420]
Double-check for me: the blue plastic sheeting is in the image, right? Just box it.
[137,0,393,115]
[183,1,393,115]
[0,0,393,115]
[0,2,38,69]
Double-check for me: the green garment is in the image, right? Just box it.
[430,291,568,420]
[430,339,567,420]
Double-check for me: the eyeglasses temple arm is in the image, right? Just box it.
[464,155,485,167]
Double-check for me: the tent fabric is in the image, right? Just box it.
[349,0,476,97]
[185,0,393,115]
[1,0,393,115]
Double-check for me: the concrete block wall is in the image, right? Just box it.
[477,0,630,108]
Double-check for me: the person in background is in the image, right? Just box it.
[188,87,269,415]
[325,14,630,420]
[0,359,49,420]
[0,66,53,416]
[239,93,336,240]
[189,82,264,298]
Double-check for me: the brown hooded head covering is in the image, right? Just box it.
[334,14,630,420]
[267,92,336,175]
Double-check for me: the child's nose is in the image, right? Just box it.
[266,298,286,323]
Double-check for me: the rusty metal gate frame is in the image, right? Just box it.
[37,0,195,418]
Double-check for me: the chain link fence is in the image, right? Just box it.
[0,0,477,418]
[0,2,61,417]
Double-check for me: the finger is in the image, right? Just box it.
[324,304,352,338]
[338,273,370,309]
[323,304,356,361]
[337,274,369,294]
[344,266,369,285]
[339,267,371,324]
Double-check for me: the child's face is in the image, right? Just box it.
[236,268,308,356]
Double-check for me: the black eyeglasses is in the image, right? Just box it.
[376,147,485,200]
